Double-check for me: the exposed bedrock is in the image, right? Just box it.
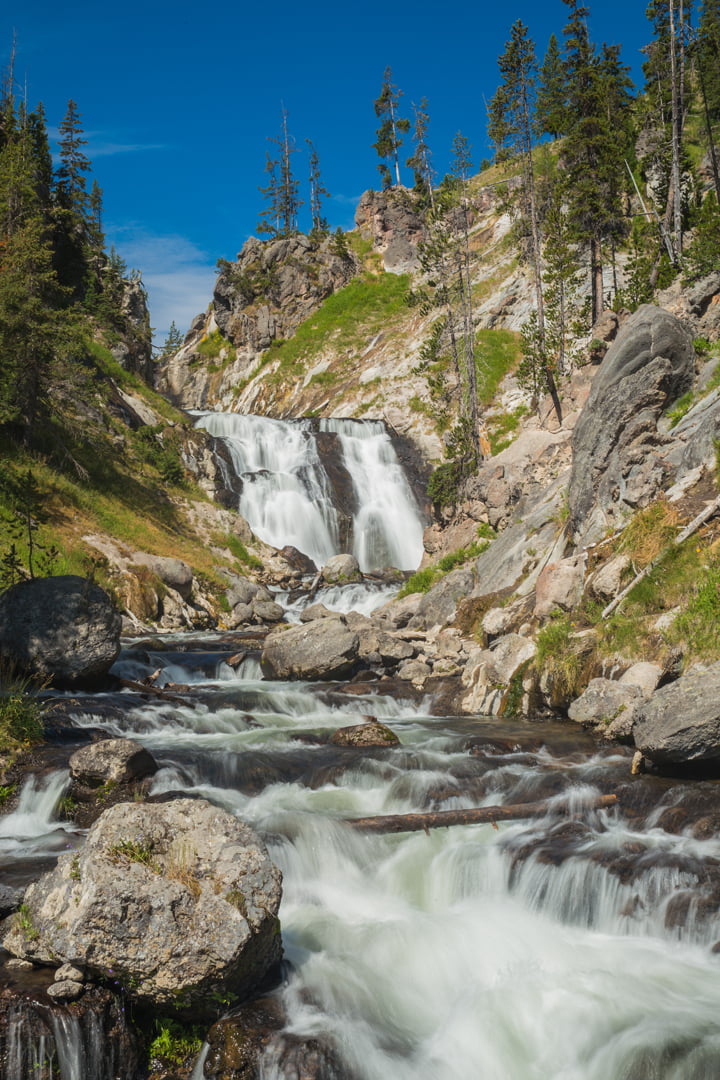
[568,304,695,546]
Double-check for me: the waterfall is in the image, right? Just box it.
[318,418,424,572]
[195,412,425,571]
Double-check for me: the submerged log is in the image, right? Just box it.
[347,793,617,834]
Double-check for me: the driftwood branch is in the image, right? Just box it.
[602,493,720,620]
[346,793,617,834]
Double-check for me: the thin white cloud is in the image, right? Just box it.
[87,141,167,159]
[47,126,167,160]
[106,225,216,345]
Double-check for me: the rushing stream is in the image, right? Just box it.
[5,639,720,1079]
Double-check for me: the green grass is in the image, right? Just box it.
[0,684,44,755]
[398,538,492,597]
[221,533,263,570]
[475,329,522,405]
[195,329,236,364]
[260,271,410,377]
[487,405,529,454]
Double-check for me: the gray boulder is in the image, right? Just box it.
[321,554,362,585]
[262,618,359,680]
[131,553,193,600]
[0,576,121,686]
[329,720,400,747]
[414,568,475,630]
[69,738,158,786]
[2,798,283,1018]
[632,662,720,768]
[568,678,645,739]
[568,305,695,545]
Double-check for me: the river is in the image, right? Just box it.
[5,636,720,1079]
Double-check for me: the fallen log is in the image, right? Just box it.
[118,677,188,705]
[346,793,617,834]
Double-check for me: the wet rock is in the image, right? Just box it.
[568,304,695,545]
[56,963,85,982]
[47,979,84,1001]
[329,720,400,747]
[0,575,121,687]
[321,554,362,585]
[205,995,346,1080]
[633,662,720,770]
[0,984,142,1080]
[279,545,317,574]
[0,885,23,918]
[69,738,158,786]
[262,618,359,681]
[2,798,283,1019]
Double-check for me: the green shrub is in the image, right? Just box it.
[397,567,441,597]
[0,687,45,754]
[148,1019,203,1068]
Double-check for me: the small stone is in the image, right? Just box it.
[329,721,400,747]
[56,963,85,983]
[47,980,84,1002]
[631,751,646,776]
[6,958,34,970]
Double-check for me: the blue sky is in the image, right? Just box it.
[5,0,653,342]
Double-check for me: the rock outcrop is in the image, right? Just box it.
[632,663,720,769]
[0,576,121,686]
[355,188,425,273]
[156,233,357,410]
[262,618,359,680]
[2,799,283,1019]
[69,738,158,786]
[568,305,695,545]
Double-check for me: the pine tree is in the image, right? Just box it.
[697,0,720,118]
[406,98,435,207]
[161,320,184,356]
[536,34,568,138]
[560,0,632,323]
[257,152,281,237]
[55,99,91,216]
[492,20,563,420]
[258,110,302,238]
[372,67,410,188]
[306,139,330,236]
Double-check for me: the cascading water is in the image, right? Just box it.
[7,638,720,1079]
[195,413,425,571]
[318,418,424,572]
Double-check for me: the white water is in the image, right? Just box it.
[280,581,398,622]
[194,412,424,571]
[0,771,77,864]
[319,417,424,572]
[10,647,720,1078]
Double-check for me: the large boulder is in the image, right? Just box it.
[262,618,359,680]
[69,738,158,786]
[461,634,537,716]
[413,568,476,631]
[568,678,645,739]
[568,305,695,545]
[632,662,720,769]
[320,554,362,585]
[0,576,121,686]
[2,798,283,1019]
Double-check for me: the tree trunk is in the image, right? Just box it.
[591,236,604,324]
[347,794,618,834]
